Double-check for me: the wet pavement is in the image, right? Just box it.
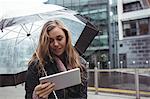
[88,91,149,99]
[0,85,149,99]
[88,71,150,96]
[1,70,150,98]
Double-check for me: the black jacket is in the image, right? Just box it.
[25,57,87,99]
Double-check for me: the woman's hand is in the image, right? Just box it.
[34,82,55,99]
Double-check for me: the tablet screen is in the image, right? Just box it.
[39,68,81,90]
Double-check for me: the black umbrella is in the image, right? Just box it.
[0,3,98,87]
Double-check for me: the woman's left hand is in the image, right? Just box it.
[34,82,55,99]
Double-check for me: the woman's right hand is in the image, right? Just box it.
[34,82,55,99]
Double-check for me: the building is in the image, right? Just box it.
[47,0,110,69]
[47,0,150,68]
[116,0,150,68]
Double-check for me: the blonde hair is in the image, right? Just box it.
[29,20,81,74]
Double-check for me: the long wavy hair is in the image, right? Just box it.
[29,20,81,75]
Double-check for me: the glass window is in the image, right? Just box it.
[140,0,150,9]
[123,18,150,37]
[64,0,71,4]
[123,1,142,12]
[56,0,64,5]
[111,6,117,15]
[138,18,149,35]
[100,38,108,47]
[90,39,100,47]
[80,0,88,3]
[47,0,56,4]
[90,37,108,47]
[123,21,137,37]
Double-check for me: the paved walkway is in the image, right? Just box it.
[88,91,149,99]
[88,71,150,92]
[0,84,149,99]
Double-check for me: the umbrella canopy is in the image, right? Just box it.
[0,2,98,86]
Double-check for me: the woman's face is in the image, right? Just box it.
[48,27,67,57]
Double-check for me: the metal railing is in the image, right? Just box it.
[87,63,150,99]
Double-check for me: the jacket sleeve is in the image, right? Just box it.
[25,61,40,99]
[80,56,88,98]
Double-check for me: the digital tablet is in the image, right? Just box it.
[39,68,81,90]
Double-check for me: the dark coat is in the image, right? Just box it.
[25,57,87,99]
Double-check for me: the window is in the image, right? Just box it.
[123,21,137,37]
[123,18,150,37]
[138,18,149,35]
[123,1,142,12]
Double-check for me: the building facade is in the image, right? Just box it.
[47,0,150,68]
[116,0,150,68]
[47,0,110,69]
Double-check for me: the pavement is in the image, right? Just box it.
[88,91,149,99]
[0,84,149,99]
[88,71,150,92]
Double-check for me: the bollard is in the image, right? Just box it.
[108,61,111,69]
[86,62,89,80]
[94,66,98,94]
[120,61,123,69]
[135,68,140,99]
[97,62,100,69]
[145,60,149,68]
[86,62,89,69]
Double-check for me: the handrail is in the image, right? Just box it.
[87,66,150,99]
[88,68,150,72]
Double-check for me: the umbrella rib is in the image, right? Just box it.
[23,24,30,34]
[0,31,10,39]
[0,27,18,39]
[20,24,29,34]
[0,36,26,41]
[37,14,44,20]
[5,30,23,35]
[15,27,22,45]
[15,36,29,46]
[29,36,37,50]
[24,24,29,31]
[31,25,43,33]
[29,23,34,34]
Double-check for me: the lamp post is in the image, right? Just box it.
[146,60,149,68]
[120,61,123,69]
[108,61,111,69]
[133,61,135,67]
[97,62,100,69]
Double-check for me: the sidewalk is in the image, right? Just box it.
[0,85,149,99]
[88,91,150,99]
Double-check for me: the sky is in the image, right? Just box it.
[0,0,49,18]
[0,0,46,4]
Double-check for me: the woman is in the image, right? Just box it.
[25,20,87,99]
